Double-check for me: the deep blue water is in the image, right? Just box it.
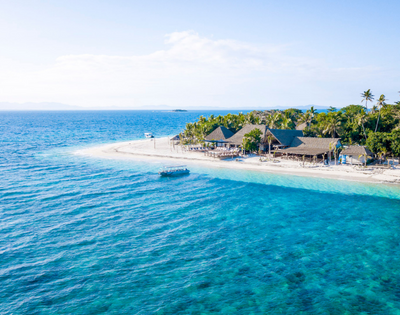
[1,111,400,314]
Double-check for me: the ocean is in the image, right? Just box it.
[1,110,400,314]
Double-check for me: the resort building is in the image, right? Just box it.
[340,145,373,165]
[276,137,341,160]
[265,129,304,151]
[224,125,269,147]
[170,134,181,142]
[205,124,342,160]
[204,126,234,147]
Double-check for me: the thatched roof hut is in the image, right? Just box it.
[267,129,303,147]
[226,125,268,145]
[278,137,341,156]
[205,126,234,142]
[341,146,373,157]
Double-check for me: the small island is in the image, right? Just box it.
[171,109,187,112]
[80,90,400,184]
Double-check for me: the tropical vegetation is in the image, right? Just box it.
[181,90,400,159]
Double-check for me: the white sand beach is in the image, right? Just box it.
[77,137,400,184]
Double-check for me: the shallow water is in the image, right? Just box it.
[1,111,400,314]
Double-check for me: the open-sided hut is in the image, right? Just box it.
[265,129,304,151]
[204,126,234,147]
[225,125,268,148]
[276,137,341,161]
[170,134,181,144]
[204,124,340,160]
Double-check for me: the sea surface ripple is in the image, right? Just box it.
[1,111,400,314]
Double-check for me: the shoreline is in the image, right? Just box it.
[76,137,400,185]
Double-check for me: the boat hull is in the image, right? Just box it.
[158,170,190,177]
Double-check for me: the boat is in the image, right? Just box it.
[158,165,190,177]
[145,133,154,138]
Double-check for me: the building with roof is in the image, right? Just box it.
[225,125,269,146]
[277,137,341,159]
[204,124,341,159]
[295,122,307,131]
[340,145,373,165]
[204,126,234,146]
[265,129,304,150]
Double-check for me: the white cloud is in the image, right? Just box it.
[0,31,389,108]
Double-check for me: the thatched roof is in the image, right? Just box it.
[277,147,332,156]
[295,122,307,131]
[341,145,373,157]
[226,124,268,145]
[205,126,234,141]
[291,137,340,149]
[170,134,180,141]
[278,137,341,156]
[267,129,303,146]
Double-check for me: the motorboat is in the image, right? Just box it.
[158,165,190,177]
[145,133,154,138]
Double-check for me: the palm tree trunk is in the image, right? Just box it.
[375,110,381,132]
[361,122,367,139]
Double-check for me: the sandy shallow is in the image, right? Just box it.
[76,137,400,184]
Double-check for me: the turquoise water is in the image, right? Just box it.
[2,111,400,314]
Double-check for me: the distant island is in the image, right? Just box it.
[171,109,187,112]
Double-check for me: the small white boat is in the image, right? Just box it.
[158,165,190,177]
[145,133,154,138]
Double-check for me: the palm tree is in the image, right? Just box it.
[355,111,368,140]
[300,112,312,127]
[309,106,317,118]
[268,113,281,129]
[358,153,367,167]
[361,89,374,113]
[267,135,273,158]
[377,147,388,165]
[375,94,386,132]
[280,116,292,129]
[329,142,339,165]
[323,112,342,138]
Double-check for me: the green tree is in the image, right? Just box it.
[242,128,262,152]
[361,89,374,113]
[280,115,293,130]
[300,112,312,127]
[309,106,317,118]
[366,132,391,155]
[322,112,343,138]
[267,135,273,157]
[283,108,302,124]
[390,130,400,161]
[355,112,368,140]
[375,94,387,132]
[268,112,282,129]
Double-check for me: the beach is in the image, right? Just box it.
[78,137,400,184]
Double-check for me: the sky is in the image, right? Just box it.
[0,0,399,109]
